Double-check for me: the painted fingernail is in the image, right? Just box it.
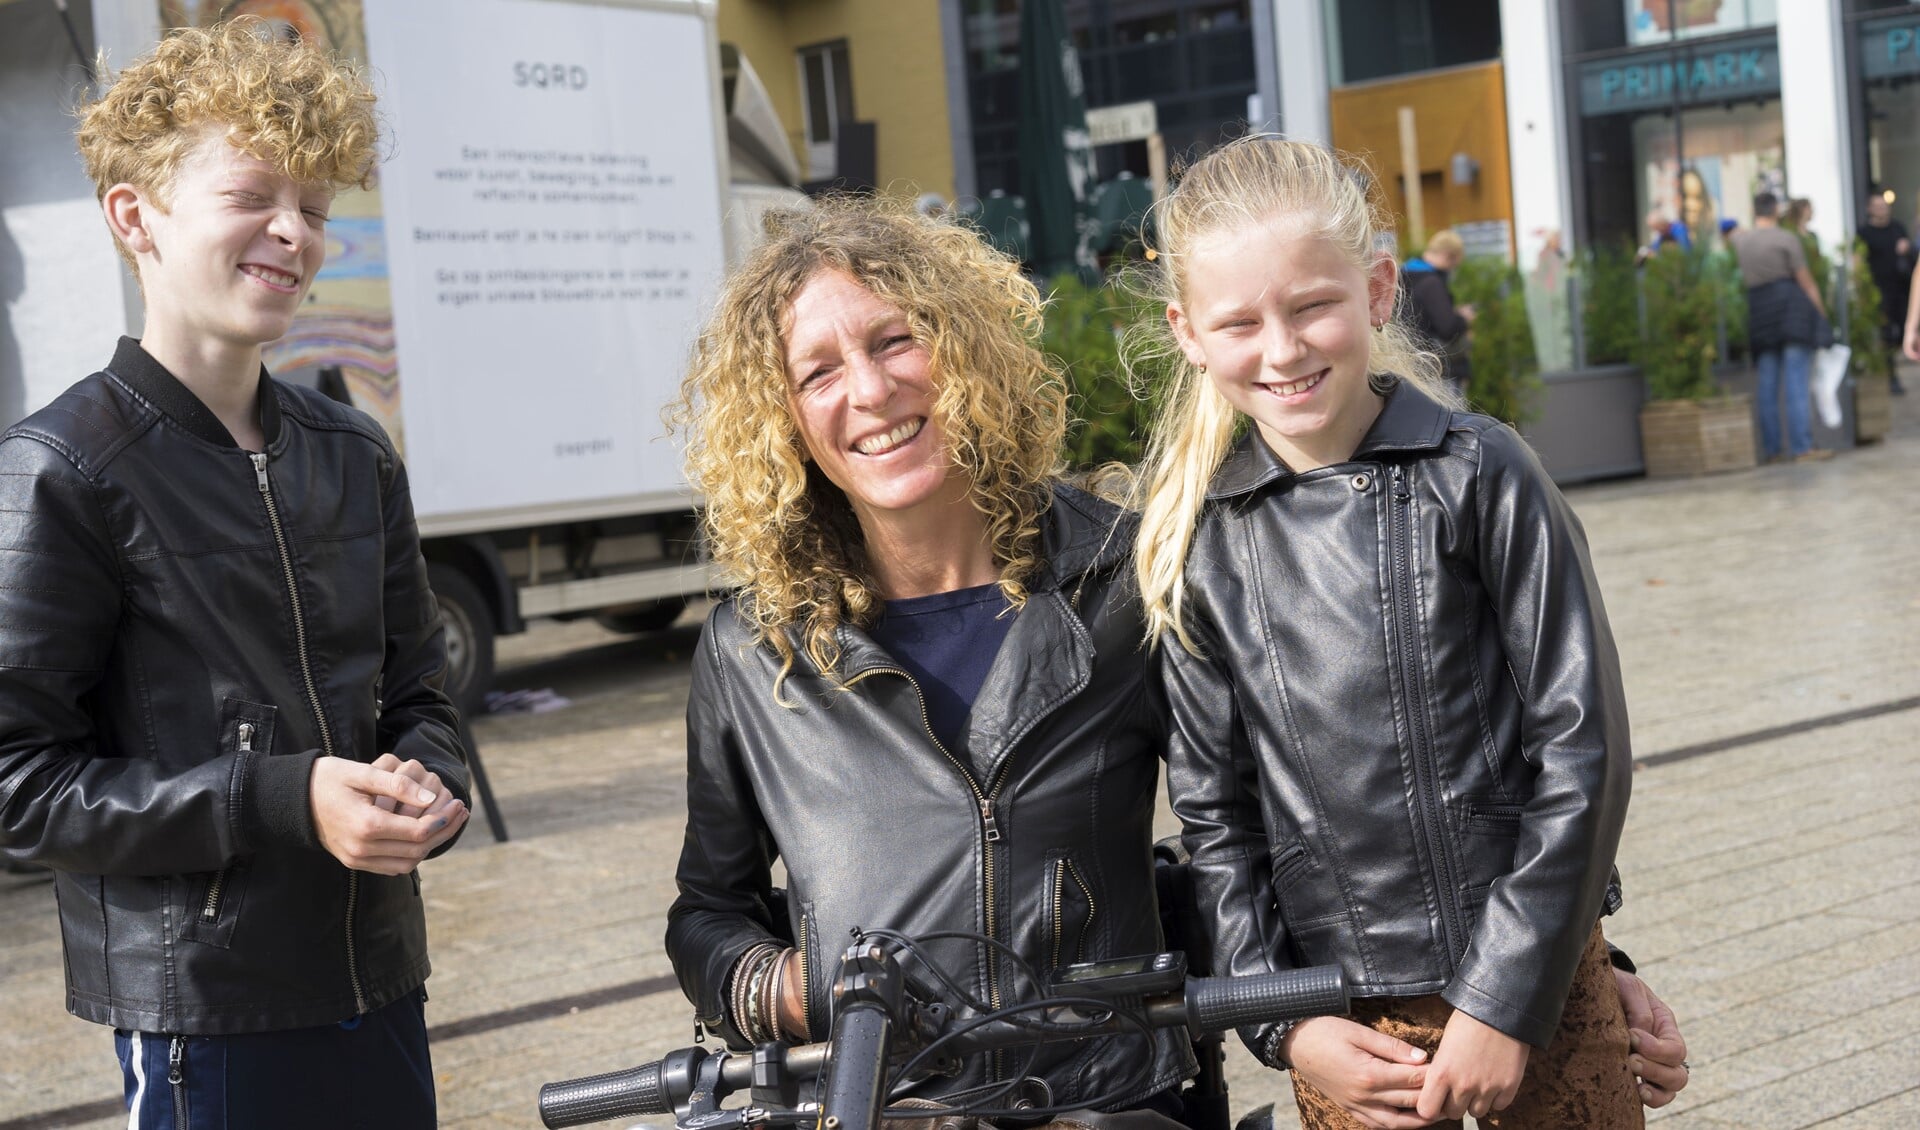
[434,818,448,830]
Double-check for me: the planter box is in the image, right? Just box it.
[1639,394,1758,477]
[1855,373,1892,444]
[1523,364,1647,484]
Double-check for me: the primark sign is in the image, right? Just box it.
[1577,32,1778,117]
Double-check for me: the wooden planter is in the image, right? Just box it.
[1639,394,1758,477]
[1855,373,1892,445]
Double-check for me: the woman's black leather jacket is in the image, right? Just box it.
[1163,384,1632,1051]
[666,483,1194,1110]
[0,339,468,1035]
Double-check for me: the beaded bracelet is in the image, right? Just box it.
[728,942,782,1043]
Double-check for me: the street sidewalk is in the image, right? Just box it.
[2,388,1916,1129]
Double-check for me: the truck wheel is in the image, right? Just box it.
[593,595,690,635]
[428,562,496,719]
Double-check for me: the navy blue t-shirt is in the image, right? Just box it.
[867,582,1014,763]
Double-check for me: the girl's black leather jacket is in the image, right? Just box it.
[1164,383,1632,1051]
[0,339,467,1035]
[666,483,1193,1110]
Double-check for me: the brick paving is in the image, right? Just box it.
[3,388,1917,1129]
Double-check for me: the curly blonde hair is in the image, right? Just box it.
[76,17,378,269]
[672,196,1068,691]
[1127,136,1455,654]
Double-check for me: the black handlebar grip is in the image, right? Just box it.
[1184,965,1349,1035]
[539,1062,669,1128]
[820,1004,893,1130]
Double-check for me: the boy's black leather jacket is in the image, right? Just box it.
[0,338,468,1035]
[1164,383,1632,1051]
[666,483,1193,1110]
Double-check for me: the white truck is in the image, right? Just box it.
[0,0,804,713]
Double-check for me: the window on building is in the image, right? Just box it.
[798,39,852,179]
[1326,0,1500,86]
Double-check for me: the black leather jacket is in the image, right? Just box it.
[1164,384,1631,1050]
[0,339,468,1035]
[666,484,1193,1109]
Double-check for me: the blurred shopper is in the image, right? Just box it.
[1859,193,1912,394]
[1733,192,1832,462]
[1402,229,1474,397]
[0,22,468,1129]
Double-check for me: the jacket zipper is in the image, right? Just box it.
[795,908,812,1037]
[1388,465,1467,963]
[201,722,258,923]
[253,453,365,1013]
[1050,859,1096,969]
[848,664,1008,1080]
[167,1035,187,1129]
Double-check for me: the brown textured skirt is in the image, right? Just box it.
[1291,925,1644,1129]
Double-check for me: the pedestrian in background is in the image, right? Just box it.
[1733,192,1832,462]
[1137,136,1649,1129]
[0,22,468,1129]
[1401,228,1474,398]
[1859,193,1913,395]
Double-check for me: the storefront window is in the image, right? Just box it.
[1858,7,1920,222]
[1623,0,1778,47]
[1632,102,1784,250]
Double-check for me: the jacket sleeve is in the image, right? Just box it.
[1160,583,1292,1064]
[1443,424,1633,1048]
[372,449,471,858]
[0,436,256,874]
[1410,273,1469,343]
[663,612,786,1046]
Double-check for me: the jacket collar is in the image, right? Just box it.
[1205,379,1454,500]
[105,336,282,449]
[833,480,1131,679]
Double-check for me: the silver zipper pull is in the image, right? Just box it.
[167,1035,185,1085]
[980,798,1001,843]
[237,722,254,752]
[251,452,270,493]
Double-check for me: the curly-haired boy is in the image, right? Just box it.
[0,20,467,1128]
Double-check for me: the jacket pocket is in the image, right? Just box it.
[180,700,277,948]
[1045,854,1097,971]
[1271,842,1344,931]
[1454,797,1526,836]
[1451,797,1523,911]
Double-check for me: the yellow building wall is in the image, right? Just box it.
[717,0,955,200]
[1330,61,1513,256]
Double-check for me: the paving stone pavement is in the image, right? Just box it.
[3,389,1917,1129]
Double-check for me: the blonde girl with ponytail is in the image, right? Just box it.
[1133,136,1651,1129]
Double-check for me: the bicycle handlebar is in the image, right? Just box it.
[538,964,1348,1129]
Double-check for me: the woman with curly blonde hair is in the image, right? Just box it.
[664,196,1195,1123]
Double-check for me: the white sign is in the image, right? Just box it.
[363,0,725,520]
[1086,101,1159,146]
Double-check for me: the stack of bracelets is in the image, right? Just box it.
[728,941,792,1044]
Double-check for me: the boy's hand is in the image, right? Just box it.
[310,756,468,874]
[1415,1009,1529,1121]
[1282,1015,1431,1129]
[370,753,459,820]
[1615,969,1689,1107]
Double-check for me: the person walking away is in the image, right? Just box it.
[1135,136,1649,1128]
[1859,193,1911,394]
[1401,229,1475,398]
[0,22,470,1129]
[1732,192,1832,462]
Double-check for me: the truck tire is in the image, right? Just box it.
[428,561,496,719]
[593,595,690,635]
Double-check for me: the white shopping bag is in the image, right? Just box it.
[1812,344,1850,429]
